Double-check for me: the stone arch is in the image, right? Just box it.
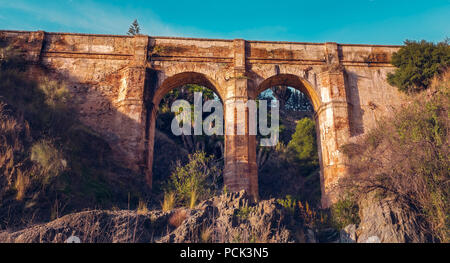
[152,71,224,106]
[254,73,321,111]
[145,71,224,187]
[253,71,352,207]
[253,73,326,204]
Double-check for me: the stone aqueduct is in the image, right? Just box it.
[1,30,408,207]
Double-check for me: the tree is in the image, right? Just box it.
[387,39,450,93]
[127,19,141,36]
[285,89,313,112]
[287,118,318,169]
[258,87,313,112]
[159,84,215,111]
[157,84,222,156]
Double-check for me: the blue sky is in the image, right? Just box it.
[0,0,449,44]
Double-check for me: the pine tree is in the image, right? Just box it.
[127,19,141,36]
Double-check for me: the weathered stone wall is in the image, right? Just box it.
[0,30,407,207]
[41,33,139,168]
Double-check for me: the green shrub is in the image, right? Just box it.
[276,195,330,230]
[287,118,318,169]
[167,151,221,207]
[277,195,297,215]
[330,196,360,230]
[235,205,255,220]
[38,78,71,114]
[387,40,450,93]
[30,139,66,184]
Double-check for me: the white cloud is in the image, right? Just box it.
[0,0,183,36]
[0,0,296,40]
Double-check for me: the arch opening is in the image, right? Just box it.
[254,74,323,206]
[255,74,321,111]
[152,72,223,107]
[145,71,225,198]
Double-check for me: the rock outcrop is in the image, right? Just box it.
[160,191,294,243]
[0,191,303,243]
[0,209,173,243]
[355,192,429,243]
[0,190,431,243]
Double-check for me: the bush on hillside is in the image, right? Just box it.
[166,151,222,208]
[342,71,450,242]
[387,40,450,93]
[329,195,360,230]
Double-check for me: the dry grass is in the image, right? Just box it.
[0,102,33,201]
[161,192,176,212]
[168,209,188,228]
[14,171,30,201]
[189,189,197,209]
[30,139,66,184]
[298,201,318,228]
[200,224,214,243]
[137,199,148,215]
